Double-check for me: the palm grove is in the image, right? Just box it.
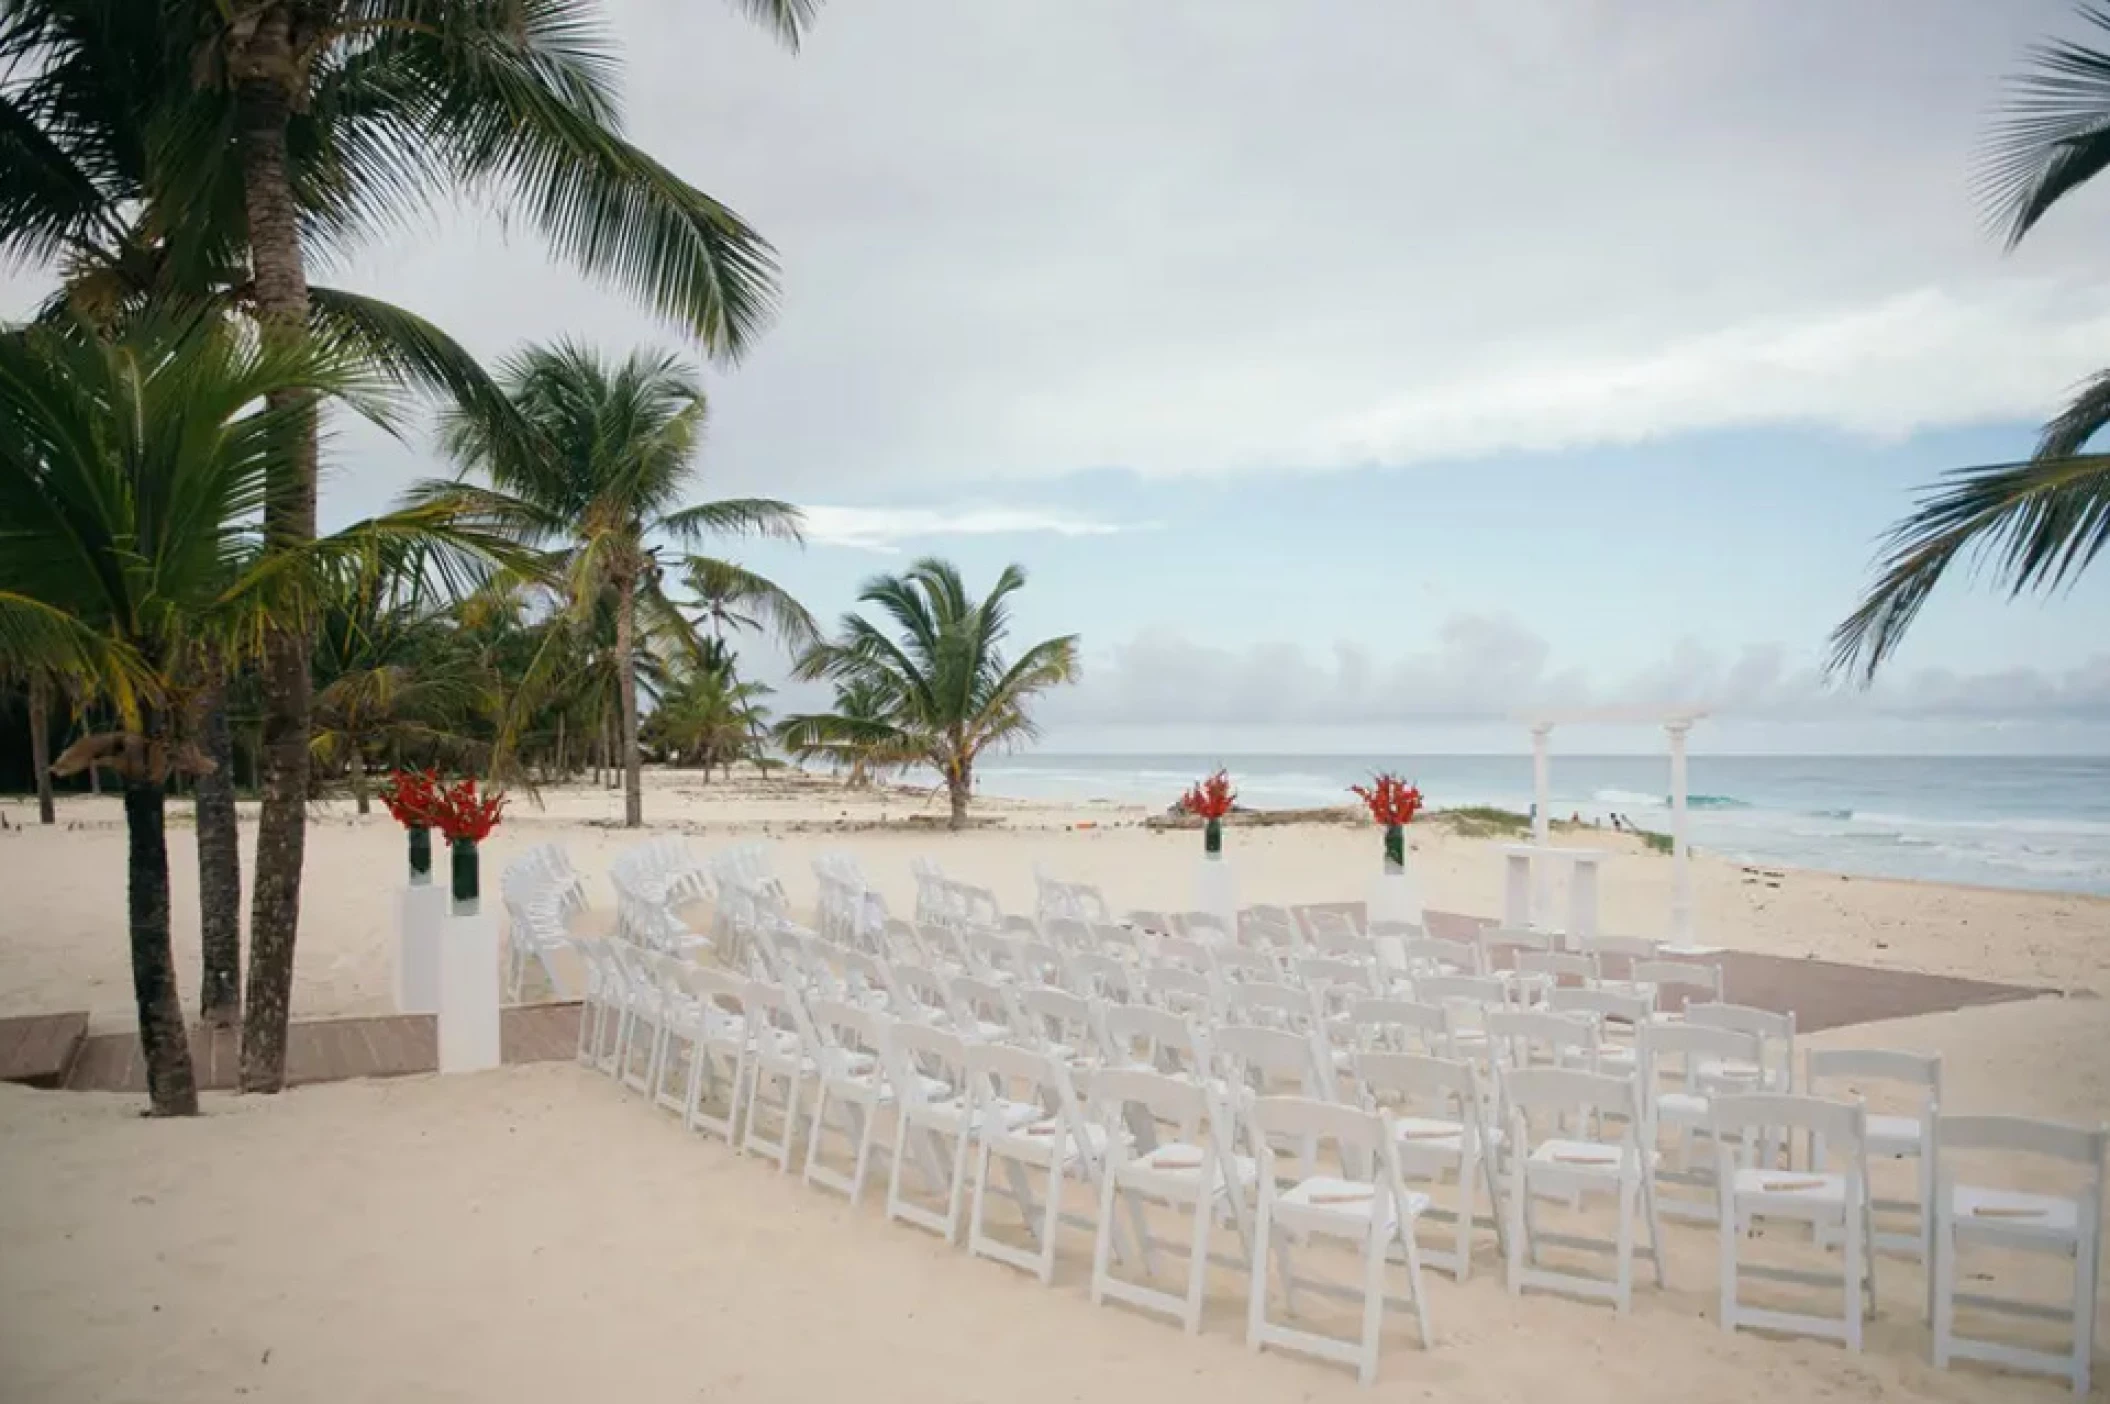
[0,2,1077,1115]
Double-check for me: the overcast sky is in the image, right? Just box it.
[13,0,2110,752]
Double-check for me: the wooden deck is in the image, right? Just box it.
[60,1002,581,1094]
[0,1012,89,1088]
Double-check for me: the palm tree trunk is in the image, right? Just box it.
[232,11,316,1095]
[349,748,371,816]
[124,750,200,1117]
[617,572,643,827]
[947,757,972,830]
[194,673,242,1030]
[28,676,54,825]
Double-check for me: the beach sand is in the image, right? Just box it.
[2,768,2105,1030]
[2,995,2105,1403]
[4,769,2109,1401]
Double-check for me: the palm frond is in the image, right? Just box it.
[1829,452,2110,682]
[1978,2,2110,246]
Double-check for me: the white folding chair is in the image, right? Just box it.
[673,966,754,1147]
[1502,1066,1666,1314]
[1224,980,1322,1036]
[1245,1096,1435,1384]
[802,999,899,1206]
[1636,1020,1765,1222]
[1712,1092,1876,1352]
[965,1042,1108,1284]
[1099,1002,1212,1083]
[739,980,815,1172]
[1401,936,1475,979]
[1346,997,1456,1059]
[946,973,1023,1044]
[1544,985,1652,1076]
[1356,1051,1506,1281]
[1014,984,1105,1082]
[1807,1048,1940,1263]
[1088,1069,1254,1334]
[1933,1114,2107,1395]
[1211,943,1281,987]
[882,1022,981,1242]
[1174,909,1232,945]
[1141,963,1219,1021]
[1063,949,1137,1004]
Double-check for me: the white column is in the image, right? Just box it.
[1666,719,1693,944]
[1530,722,1554,926]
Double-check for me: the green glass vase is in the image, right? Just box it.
[450,837,480,915]
[1384,823,1405,873]
[1204,817,1223,857]
[407,825,432,886]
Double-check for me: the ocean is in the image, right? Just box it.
[970,753,2110,897]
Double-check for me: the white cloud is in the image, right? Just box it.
[799,504,1150,552]
[1043,618,2110,727]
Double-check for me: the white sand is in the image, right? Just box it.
[2,769,2105,1030]
[2,996,2104,1403]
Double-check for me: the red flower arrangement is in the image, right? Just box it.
[1349,773,1424,827]
[429,776,507,844]
[1178,770,1237,821]
[379,768,440,829]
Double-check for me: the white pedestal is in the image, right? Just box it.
[1500,847,1535,928]
[1369,867,1424,975]
[396,882,446,1015]
[438,910,502,1074]
[1567,853,1604,951]
[1194,855,1237,941]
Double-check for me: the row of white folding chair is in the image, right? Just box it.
[1033,868,1113,925]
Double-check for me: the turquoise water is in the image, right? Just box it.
[971,753,2110,896]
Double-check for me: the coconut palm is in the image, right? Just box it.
[1832,3,2110,680]
[773,675,915,789]
[0,0,819,1092]
[0,316,525,1115]
[430,341,804,826]
[790,559,1079,828]
[645,660,773,779]
[311,596,491,811]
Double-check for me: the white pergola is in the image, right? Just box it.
[1516,706,1709,945]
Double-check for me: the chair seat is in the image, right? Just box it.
[1596,1046,1637,1072]
[992,1117,1109,1168]
[1697,1058,1764,1085]
[1530,1139,1650,1180]
[1951,1184,2079,1236]
[1276,1176,1429,1234]
[1122,1140,1259,1200]
[1732,1167,1848,1212]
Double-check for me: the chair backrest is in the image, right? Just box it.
[1211,943,1279,985]
[885,1019,970,1109]
[1098,1001,1209,1079]
[1636,1020,1761,1091]
[1244,1094,1386,1164]
[947,974,1023,1039]
[1091,921,1148,962]
[1402,937,1476,976]
[1226,980,1320,1033]
[1155,937,1216,974]
[676,962,751,1025]
[1711,1092,1865,1156]
[1515,950,1597,984]
[964,1039,1077,1118]
[1355,1050,1483,1126]
[1346,997,1454,1056]
[1239,904,1298,949]
[1213,1022,1330,1099]
[1124,908,1174,936]
[1417,973,1506,1010]
[1086,1066,1216,1151]
[1475,925,1553,967]
[1015,985,1100,1057]
[1501,1065,1640,1131]
[1062,950,1137,1003]
[1586,932,1663,963]
[1686,1002,1795,1086]
[1308,922,1379,962]
[741,978,812,1051]
[1633,958,1723,1010]
[1173,910,1231,944]
[1937,1114,2110,1169]
[1013,939,1068,988]
[1487,1007,1601,1066]
[963,927,1021,981]
[1141,964,1218,1019]
[1297,956,1377,996]
[1293,902,1367,943]
[885,960,956,1025]
[806,997,891,1080]
[1545,985,1652,1030]
[1042,916,1092,953]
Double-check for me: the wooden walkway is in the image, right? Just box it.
[0,1012,89,1089]
[56,1002,581,1094]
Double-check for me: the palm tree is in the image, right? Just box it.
[311,597,491,811]
[1832,3,2110,679]
[0,0,819,1092]
[774,675,914,789]
[790,559,1079,828]
[645,661,773,779]
[0,316,525,1115]
[432,341,804,826]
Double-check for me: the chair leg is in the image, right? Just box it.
[1037,1163,1063,1284]
[1641,1165,1668,1288]
[848,1102,877,1209]
[2072,1223,2097,1394]
[1615,1175,1636,1315]
[1186,1194,1213,1334]
[1358,1220,1387,1386]
[1719,1199,1739,1334]
[1505,1166,1526,1295]
[1090,1176,1119,1307]
[1245,1205,1272,1351]
[1844,1205,1865,1353]
[1931,1216,1955,1369]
